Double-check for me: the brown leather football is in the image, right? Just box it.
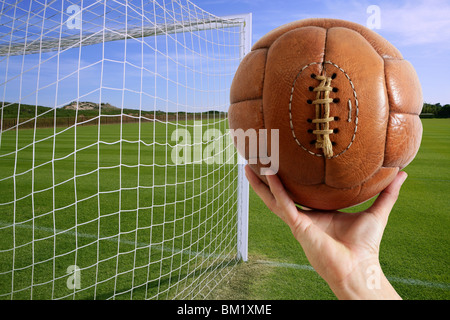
[228,18,423,210]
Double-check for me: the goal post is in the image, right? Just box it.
[226,13,252,263]
[0,0,251,300]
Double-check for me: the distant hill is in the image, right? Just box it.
[62,101,119,111]
[1,101,154,118]
[1,101,227,119]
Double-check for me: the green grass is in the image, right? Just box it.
[219,118,449,300]
[1,118,449,300]
[0,118,239,300]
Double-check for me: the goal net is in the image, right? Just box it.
[0,0,251,300]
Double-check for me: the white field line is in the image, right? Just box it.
[3,221,449,291]
[256,260,450,291]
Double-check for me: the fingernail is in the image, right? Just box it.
[401,171,408,183]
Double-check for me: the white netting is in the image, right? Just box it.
[0,0,249,300]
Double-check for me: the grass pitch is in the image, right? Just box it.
[0,118,449,300]
[225,118,449,300]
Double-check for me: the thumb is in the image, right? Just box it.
[369,171,408,226]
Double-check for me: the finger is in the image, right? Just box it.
[369,171,408,225]
[244,165,276,208]
[255,170,323,248]
[265,172,311,231]
[265,172,296,210]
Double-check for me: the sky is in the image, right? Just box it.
[1,0,448,112]
[1,0,243,112]
[195,0,450,105]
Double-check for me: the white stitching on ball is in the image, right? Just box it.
[289,61,358,158]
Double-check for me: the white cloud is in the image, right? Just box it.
[379,0,450,46]
[247,0,450,47]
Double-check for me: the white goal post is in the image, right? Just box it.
[0,0,251,300]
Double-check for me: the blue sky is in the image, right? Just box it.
[196,0,450,104]
[1,0,448,112]
[1,0,242,111]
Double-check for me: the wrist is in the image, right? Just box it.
[329,259,401,300]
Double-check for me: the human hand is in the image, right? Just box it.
[245,165,407,300]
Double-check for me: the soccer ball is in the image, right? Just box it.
[228,18,422,210]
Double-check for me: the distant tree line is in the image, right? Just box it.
[1,101,448,119]
[421,103,450,118]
